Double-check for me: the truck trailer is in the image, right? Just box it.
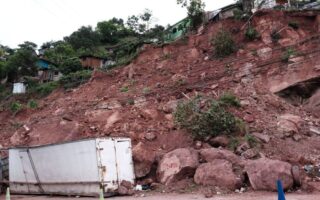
[8,138,135,196]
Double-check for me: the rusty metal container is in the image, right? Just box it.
[9,138,135,196]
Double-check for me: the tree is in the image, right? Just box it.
[59,58,83,75]
[127,15,140,33]
[97,18,132,44]
[5,42,38,82]
[145,24,165,41]
[64,26,100,50]
[0,61,7,79]
[126,9,154,34]
[140,9,153,31]
[43,42,84,74]
[18,41,37,51]
[177,0,205,29]
[44,42,77,66]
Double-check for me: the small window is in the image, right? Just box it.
[172,28,177,33]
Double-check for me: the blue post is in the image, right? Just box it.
[277,180,286,200]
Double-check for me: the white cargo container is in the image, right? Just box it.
[9,138,135,196]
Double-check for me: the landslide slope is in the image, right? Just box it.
[1,10,320,185]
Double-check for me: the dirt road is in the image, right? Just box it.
[3,192,319,200]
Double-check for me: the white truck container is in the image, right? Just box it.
[9,138,135,196]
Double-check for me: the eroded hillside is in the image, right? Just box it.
[1,10,320,193]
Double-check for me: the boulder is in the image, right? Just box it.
[277,114,304,136]
[252,132,270,143]
[305,89,320,117]
[118,180,134,196]
[144,132,157,141]
[310,126,320,135]
[194,159,242,190]
[103,111,121,131]
[162,100,179,113]
[157,148,199,185]
[257,47,273,60]
[132,142,156,178]
[199,148,244,167]
[245,158,293,191]
[242,149,259,159]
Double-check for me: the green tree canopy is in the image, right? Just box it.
[5,42,38,82]
[177,0,205,29]
[64,26,100,50]
[96,17,133,44]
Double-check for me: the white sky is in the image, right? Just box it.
[0,0,235,48]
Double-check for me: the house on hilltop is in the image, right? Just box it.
[164,18,191,42]
[79,55,108,69]
[36,58,62,83]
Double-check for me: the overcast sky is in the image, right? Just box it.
[0,0,235,48]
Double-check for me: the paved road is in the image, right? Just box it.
[3,192,319,200]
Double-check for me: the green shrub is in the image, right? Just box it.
[174,97,237,139]
[218,93,241,107]
[236,118,249,134]
[281,48,296,62]
[244,134,258,147]
[10,101,22,114]
[229,137,240,151]
[127,98,135,105]
[245,26,259,41]
[233,8,244,20]
[28,99,38,109]
[212,29,236,58]
[288,21,299,30]
[143,87,151,95]
[120,86,129,93]
[35,81,59,97]
[59,70,92,89]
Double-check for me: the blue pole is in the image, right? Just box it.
[277,180,286,200]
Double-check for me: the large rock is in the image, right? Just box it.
[199,148,244,167]
[245,158,293,191]
[132,142,156,178]
[305,89,320,117]
[162,100,179,113]
[157,148,199,185]
[277,114,304,136]
[257,47,273,61]
[194,159,242,190]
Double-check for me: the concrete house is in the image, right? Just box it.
[164,18,191,42]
